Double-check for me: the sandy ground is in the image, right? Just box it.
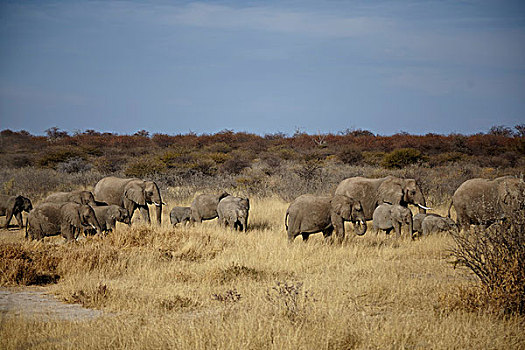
[0,223,105,321]
[0,287,104,321]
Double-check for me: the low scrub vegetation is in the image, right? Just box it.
[0,197,524,349]
[450,214,525,315]
[0,127,524,349]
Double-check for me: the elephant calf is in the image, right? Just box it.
[372,203,413,238]
[217,196,249,232]
[419,215,457,236]
[285,194,366,243]
[0,194,33,228]
[170,206,191,226]
[413,213,456,236]
[85,205,130,236]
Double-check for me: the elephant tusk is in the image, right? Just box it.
[417,203,432,210]
[152,201,162,207]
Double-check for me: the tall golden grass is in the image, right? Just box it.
[1,197,524,349]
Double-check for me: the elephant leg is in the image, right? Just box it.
[61,224,75,241]
[139,206,151,224]
[393,222,402,236]
[4,208,14,228]
[287,230,297,243]
[15,211,24,228]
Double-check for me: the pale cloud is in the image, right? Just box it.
[152,2,392,38]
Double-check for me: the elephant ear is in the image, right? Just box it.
[63,204,82,227]
[378,179,404,205]
[125,186,146,206]
[331,195,352,220]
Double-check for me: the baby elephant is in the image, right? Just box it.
[217,196,249,232]
[85,205,130,236]
[0,194,33,228]
[170,206,191,226]
[420,214,456,237]
[372,203,413,238]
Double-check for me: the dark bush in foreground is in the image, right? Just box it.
[450,215,525,314]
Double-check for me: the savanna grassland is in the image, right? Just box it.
[1,127,524,349]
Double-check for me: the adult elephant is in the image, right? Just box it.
[0,194,33,228]
[447,176,525,231]
[44,190,96,206]
[285,194,367,243]
[94,177,163,225]
[26,202,101,241]
[190,192,230,224]
[335,176,430,221]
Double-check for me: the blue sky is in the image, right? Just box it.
[0,0,524,136]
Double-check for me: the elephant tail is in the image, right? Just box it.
[447,200,453,219]
[284,210,289,231]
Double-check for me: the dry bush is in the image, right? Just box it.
[0,167,104,201]
[56,157,92,173]
[450,215,525,314]
[0,244,60,286]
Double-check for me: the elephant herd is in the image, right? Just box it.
[0,174,523,243]
[286,175,524,243]
[0,176,250,241]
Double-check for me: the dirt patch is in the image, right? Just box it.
[0,287,104,321]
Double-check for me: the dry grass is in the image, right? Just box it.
[1,197,524,349]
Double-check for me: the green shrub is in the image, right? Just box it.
[188,159,217,176]
[124,157,167,178]
[37,148,86,168]
[381,148,427,169]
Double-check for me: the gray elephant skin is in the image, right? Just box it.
[421,215,456,236]
[94,177,163,225]
[27,202,102,241]
[0,194,33,228]
[413,213,456,237]
[170,206,191,226]
[285,194,367,243]
[335,176,429,221]
[372,203,413,237]
[448,176,525,231]
[217,196,249,232]
[85,205,131,235]
[44,190,96,206]
[190,192,230,223]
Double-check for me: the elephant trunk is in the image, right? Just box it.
[414,191,428,214]
[408,218,414,239]
[354,219,367,236]
[155,203,162,225]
